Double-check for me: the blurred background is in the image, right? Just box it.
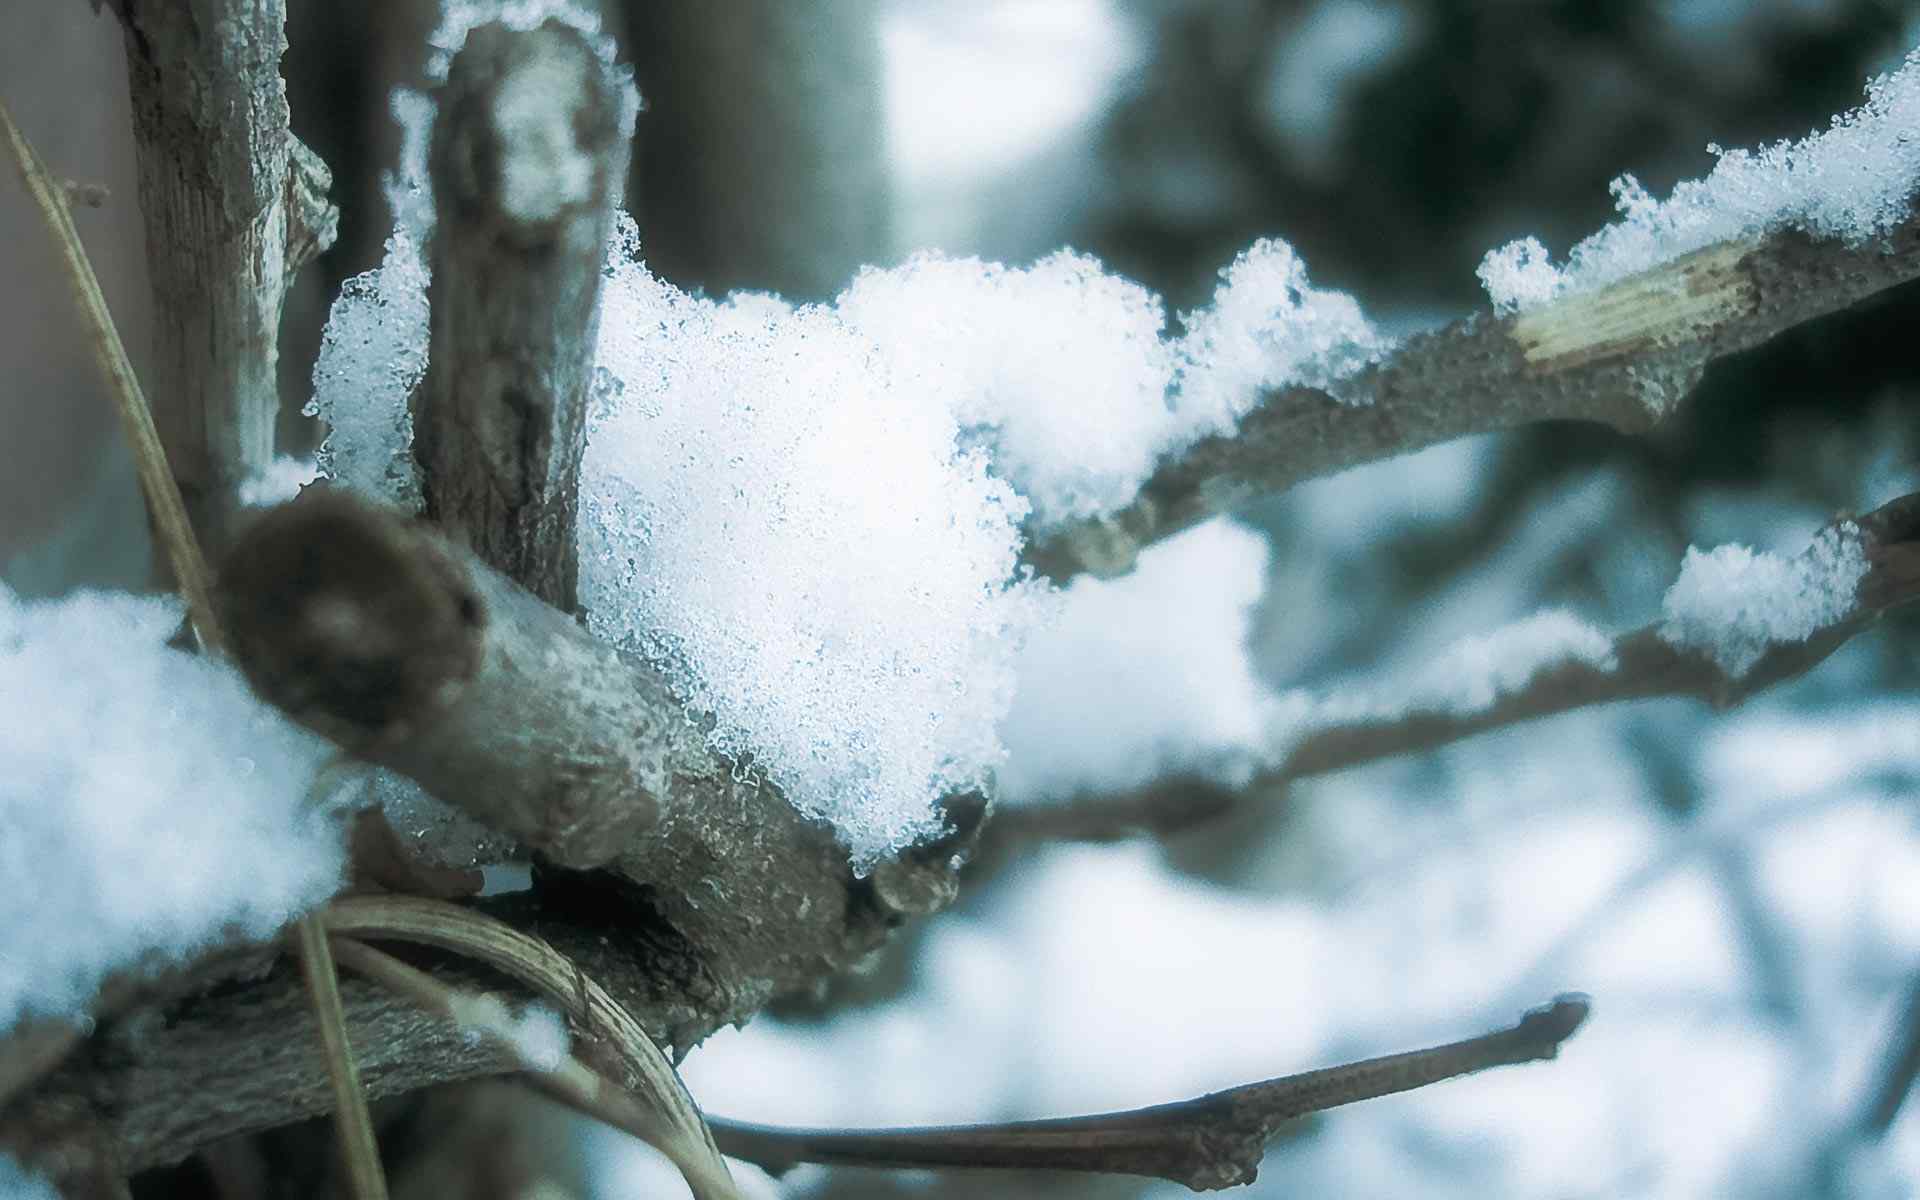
[5,1,1920,1197]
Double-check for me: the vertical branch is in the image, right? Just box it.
[115,0,338,552]
[414,19,630,611]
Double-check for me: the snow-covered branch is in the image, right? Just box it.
[113,0,338,552]
[1027,224,1920,580]
[999,492,1920,844]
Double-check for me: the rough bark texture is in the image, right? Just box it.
[414,20,629,611]
[623,0,892,299]
[1026,220,1920,580]
[116,0,337,553]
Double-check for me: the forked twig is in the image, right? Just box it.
[709,995,1591,1191]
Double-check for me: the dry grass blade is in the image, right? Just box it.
[323,895,737,1197]
[1,97,388,1197]
[0,97,219,653]
[328,936,741,1200]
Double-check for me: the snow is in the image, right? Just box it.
[580,222,1045,868]
[0,585,348,1035]
[1479,49,1920,312]
[1173,238,1391,428]
[998,518,1616,806]
[450,992,571,1072]
[304,231,430,511]
[0,1157,56,1200]
[997,520,1273,803]
[1658,522,1869,677]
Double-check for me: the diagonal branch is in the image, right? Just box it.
[1027,221,1920,580]
[708,995,1590,1192]
[999,492,1920,844]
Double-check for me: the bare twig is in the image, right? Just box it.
[293,921,389,1200]
[112,0,338,552]
[414,19,630,610]
[1027,224,1920,580]
[709,995,1591,1191]
[327,936,741,1200]
[1000,493,1920,844]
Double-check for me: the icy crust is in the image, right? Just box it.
[305,231,429,510]
[0,587,346,1033]
[1480,50,1920,313]
[1659,522,1869,678]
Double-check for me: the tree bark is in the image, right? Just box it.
[116,0,337,553]
[414,20,630,611]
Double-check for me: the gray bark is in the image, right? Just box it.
[116,0,337,553]
[415,20,630,611]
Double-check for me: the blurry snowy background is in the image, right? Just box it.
[5,2,1920,1198]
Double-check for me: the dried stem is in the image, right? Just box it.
[292,921,389,1200]
[710,995,1590,1191]
[0,98,219,652]
[414,19,630,610]
[999,493,1920,844]
[327,936,740,1200]
[1027,224,1920,581]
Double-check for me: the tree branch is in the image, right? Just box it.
[114,0,338,553]
[414,19,629,611]
[1027,221,1920,580]
[998,492,1920,844]
[708,995,1590,1192]
[1859,966,1920,1139]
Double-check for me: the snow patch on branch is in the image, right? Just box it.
[0,587,347,1034]
[1658,522,1869,677]
[1479,50,1920,313]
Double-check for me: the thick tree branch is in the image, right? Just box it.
[215,487,966,1008]
[1000,493,1920,844]
[1859,967,1920,1138]
[709,995,1590,1191]
[414,20,629,611]
[1027,220,1920,580]
[114,0,338,552]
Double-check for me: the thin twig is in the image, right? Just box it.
[999,493,1920,845]
[1,96,385,1196]
[709,995,1591,1192]
[322,925,733,1198]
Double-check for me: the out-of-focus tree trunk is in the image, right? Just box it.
[623,0,893,300]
